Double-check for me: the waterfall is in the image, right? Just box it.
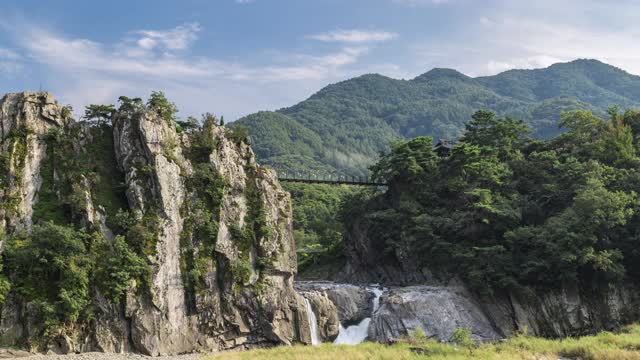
[304,298,321,345]
[334,285,385,345]
[334,318,372,345]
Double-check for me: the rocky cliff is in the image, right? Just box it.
[0,92,312,355]
[339,213,640,342]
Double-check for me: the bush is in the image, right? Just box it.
[229,125,249,144]
[450,327,475,348]
[93,235,147,303]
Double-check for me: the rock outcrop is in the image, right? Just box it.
[0,92,67,242]
[342,209,640,342]
[369,286,502,343]
[294,283,341,342]
[296,282,373,326]
[0,92,312,355]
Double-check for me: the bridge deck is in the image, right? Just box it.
[278,177,386,186]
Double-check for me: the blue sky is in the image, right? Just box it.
[1,0,639,120]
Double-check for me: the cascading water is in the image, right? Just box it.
[334,285,385,345]
[304,298,322,345]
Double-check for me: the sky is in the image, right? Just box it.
[1,0,640,120]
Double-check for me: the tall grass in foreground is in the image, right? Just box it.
[206,324,640,360]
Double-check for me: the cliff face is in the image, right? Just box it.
[0,92,311,355]
[0,93,66,242]
[341,211,640,341]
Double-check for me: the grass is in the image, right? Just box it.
[205,324,640,360]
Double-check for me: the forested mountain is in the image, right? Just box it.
[235,59,640,176]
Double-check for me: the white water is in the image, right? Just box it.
[333,285,385,345]
[304,298,322,345]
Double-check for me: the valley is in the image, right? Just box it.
[3,60,640,359]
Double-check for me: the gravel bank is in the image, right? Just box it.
[0,350,204,360]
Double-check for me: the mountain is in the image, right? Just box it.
[234,59,640,176]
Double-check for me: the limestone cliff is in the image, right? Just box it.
[0,92,67,242]
[0,92,311,355]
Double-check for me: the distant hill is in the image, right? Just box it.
[234,59,640,176]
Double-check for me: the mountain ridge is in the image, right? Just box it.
[235,59,640,176]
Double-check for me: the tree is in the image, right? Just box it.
[4,222,92,326]
[176,116,200,133]
[117,96,144,113]
[147,91,178,124]
[371,136,438,184]
[83,104,115,126]
[461,110,530,161]
[92,235,147,303]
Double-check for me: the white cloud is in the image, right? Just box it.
[407,0,640,77]
[308,30,397,43]
[133,22,201,51]
[4,21,376,120]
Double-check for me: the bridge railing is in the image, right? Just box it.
[277,171,386,186]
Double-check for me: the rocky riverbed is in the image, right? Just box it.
[0,349,203,360]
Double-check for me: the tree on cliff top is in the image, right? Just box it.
[83,104,115,126]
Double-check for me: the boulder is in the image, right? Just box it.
[369,286,503,343]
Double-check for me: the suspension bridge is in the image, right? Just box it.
[277,171,387,186]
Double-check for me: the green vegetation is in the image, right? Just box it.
[0,94,176,340]
[347,108,640,294]
[33,143,66,224]
[178,113,225,305]
[235,59,640,176]
[0,126,32,215]
[147,90,178,125]
[33,123,128,228]
[3,222,146,336]
[83,104,115,126]
[208,323,640,359]
[92,234,147,303]
[284,182,358,277]
[4,223,92,332]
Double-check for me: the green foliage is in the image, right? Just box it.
[371,136,438,183]
[126,211,161,258]
[411,328,427,343]
[32,142,67,224]
[181,162,225,296]
[450,328,475,348]
[33,124,128,228]
[348,109,640,294]
[117,96,144,113]
[92,235,147,303]
[176,115,200,133]
[2,220,146,335]
[285,183,359,275]
[229,125,249,144]
[0,127,31,215]
[147,91,178,125]
[178,121,226,301]
[187,113,219,163]
[3,223,92,332]
[0,270,10,305]
[231,258,253,286]
[235,59,640,176]
[83,104,115,125]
